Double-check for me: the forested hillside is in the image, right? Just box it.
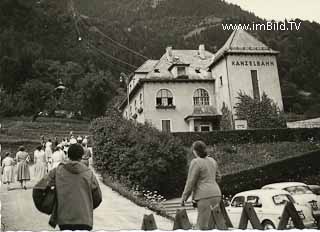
[1,0,320,118]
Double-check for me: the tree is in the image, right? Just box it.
[20,79,55,117]
[234,92,287,129]
[220,102,233,130]
[75,71,117,118]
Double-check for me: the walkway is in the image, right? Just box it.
[0,165,173,231]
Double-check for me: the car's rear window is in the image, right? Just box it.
[284,186,313,195]
[273,194,295,205]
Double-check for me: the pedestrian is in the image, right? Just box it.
[81,142,91,167]
[34,145,47,180]
[77,135,83,144]
[47,143,102,230]
[45,139,53,160]
[82,136,88,147]
[51,146,65,169]
[70,136,77,145]
[181,140,222,230]
[54,136,59,147]
[16,146,31,190]
[1,152,15,190]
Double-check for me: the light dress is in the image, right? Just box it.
[2,156,15,184]
[33,149,47,179]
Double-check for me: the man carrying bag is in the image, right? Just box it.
[33,143,102,230]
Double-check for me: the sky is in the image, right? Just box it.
[224,0,320,23]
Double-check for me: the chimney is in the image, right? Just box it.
[166,46,173,62]
[199,44,205,59]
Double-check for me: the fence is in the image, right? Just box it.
[141,201,318,230]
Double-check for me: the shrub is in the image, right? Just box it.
[234,91,287,129]
[220,102,233,130]
[90,108,187,198]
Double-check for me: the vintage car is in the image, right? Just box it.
[262,182,320,210]
[226,189,316,229]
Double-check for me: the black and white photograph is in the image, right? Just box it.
[0,0,320,231]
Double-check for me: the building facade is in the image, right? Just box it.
[119,29,284,132]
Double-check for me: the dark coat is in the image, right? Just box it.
[48,161,102,228]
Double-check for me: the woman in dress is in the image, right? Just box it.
[181,140,222,230]
[45,139,53,171]
[33,145,47,180]
[2,152,15,190]
[51,146,65,169]
[16,146,31,189]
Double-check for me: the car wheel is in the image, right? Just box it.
[262,220,275,230]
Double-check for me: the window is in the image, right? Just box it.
[247,196,262,207]
[251,70,260,100]
[162,120,171,132]
[272,194,294,205]
[193,88,209,105]
[177,66,186,76]
[134,100,137,111]
[156,89,173,106]
[125,111,128,119]
[220,76,223,86]
[139,93,143,106]
[130,105,132,116]
[231,196,245,207]
[200,125,210,132]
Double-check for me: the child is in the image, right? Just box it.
[2,152,15,190]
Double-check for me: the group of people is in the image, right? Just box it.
[1,146,31,190]
[1,133,92,191]
[2,138,219,230]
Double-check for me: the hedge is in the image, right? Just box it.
[220,149,320,196]
[90,109,188,198]
[173,128,320,146]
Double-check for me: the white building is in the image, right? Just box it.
[119,29,284,132]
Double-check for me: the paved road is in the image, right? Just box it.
[0,166,173,231]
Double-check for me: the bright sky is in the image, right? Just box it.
[224,0,320,23]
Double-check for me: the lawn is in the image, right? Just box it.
[186,141,320,175]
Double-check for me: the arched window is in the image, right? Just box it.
[156,89,173,106]
[193,88,209,105]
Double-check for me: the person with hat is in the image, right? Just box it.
[181,140,222,230]
[1,152,15,190]
[46,143,102,230]
[16,146,31,190]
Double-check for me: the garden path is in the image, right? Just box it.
[0,165,173,231]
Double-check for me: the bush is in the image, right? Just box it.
[173,128,320,146]
[234,92,287,129]
[221,149,320,196]
[90,108,187,198]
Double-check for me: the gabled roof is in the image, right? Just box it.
[210,29,279,67]
[144,49,214,80]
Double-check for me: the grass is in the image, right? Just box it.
[0,116,90,131]
[100,172,174,221]
[185,141,320,176]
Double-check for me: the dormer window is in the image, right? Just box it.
[177,66,186,76]
[154,69,160,73]
[195,68,201,74]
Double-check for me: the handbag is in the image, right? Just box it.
[32,168,57,215]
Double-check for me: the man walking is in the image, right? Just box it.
[48,143,102,230]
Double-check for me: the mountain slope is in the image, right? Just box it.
[1,0,320,117]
